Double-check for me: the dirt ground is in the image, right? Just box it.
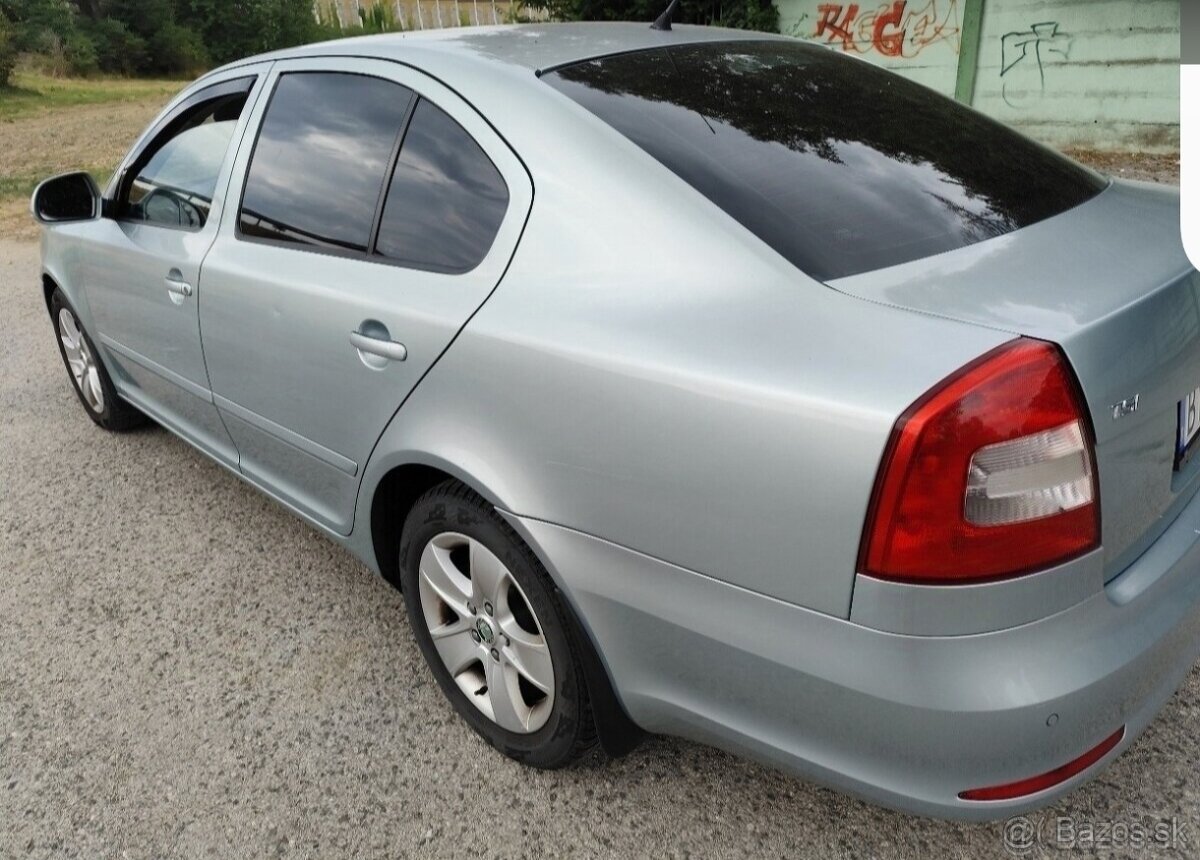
[0,98,168,240]
[1066,149,1181,185]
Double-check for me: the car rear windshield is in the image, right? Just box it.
[543,41,1106,281]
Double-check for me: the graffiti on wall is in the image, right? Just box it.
[1000,21,1072,108]
[812,1,961,58]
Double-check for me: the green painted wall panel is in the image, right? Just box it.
[775,0,1181,150]
[971,0,1179,149]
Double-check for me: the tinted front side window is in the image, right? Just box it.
[545,42,1105,281]
[239,73,413,253]
[374,99,509,273]
[125,91,248,230]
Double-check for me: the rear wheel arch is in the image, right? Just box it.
[366,461,644,757]
[369,462,458,590]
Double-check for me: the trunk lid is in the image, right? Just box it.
[831,180,1200,580]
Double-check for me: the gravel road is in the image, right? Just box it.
[3,160,1198,860]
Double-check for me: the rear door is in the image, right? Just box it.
[199,57,531,534]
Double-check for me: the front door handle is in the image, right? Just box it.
[165,269,193,299]
[349,330,407,362]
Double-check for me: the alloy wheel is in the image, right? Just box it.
[417,531,555,733]
[58,308,104,414]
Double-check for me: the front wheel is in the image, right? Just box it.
[399,480,597,768]
[50,289,145,432]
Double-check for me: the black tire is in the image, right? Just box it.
[49,289,146,432]
[399,479,598,768]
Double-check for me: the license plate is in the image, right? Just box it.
[1179,388,1200,465]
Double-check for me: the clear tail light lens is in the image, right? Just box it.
[964,421,1094,526]
[859,338,1100,584]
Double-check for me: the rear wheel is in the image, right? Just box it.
[50,290,145,432]
[399,480,597,768]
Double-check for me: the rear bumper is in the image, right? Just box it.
[509,487,1200,820]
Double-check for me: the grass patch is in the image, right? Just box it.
[0,168,113,202]
[0,72,180,237]
[0,72,182,122]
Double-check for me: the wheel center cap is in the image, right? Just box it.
[475,618,495,645]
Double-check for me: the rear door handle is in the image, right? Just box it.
[349,330,407,362]
[165,269,193,298]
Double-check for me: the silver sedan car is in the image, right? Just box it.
[32,23,1200,820]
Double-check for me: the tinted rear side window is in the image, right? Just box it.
[544,42,1105,281]
[239,73,413,253]
[374,99,509,273]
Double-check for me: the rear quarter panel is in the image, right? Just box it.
[830,181,1200,584]
[355,83,1011,617]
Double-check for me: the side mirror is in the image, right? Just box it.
[30,171,102,225]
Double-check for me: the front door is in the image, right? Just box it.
[86,68,270,465]
[198,58,532,533]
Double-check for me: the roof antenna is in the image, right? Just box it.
[650,0,680,31]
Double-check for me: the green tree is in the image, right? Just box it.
[77,16,148,74]
[100,0,208,73]
[0,13,15,87]
[104,0,177,36]
[4,0,777,83]
[178,0,320,67]
[62,26,98,73]
[148,21,207,73]
[0,0,77,53]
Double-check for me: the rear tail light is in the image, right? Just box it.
[859,338,1099,584]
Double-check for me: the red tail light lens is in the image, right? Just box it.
[860,338,1099,584]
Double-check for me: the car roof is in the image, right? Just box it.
[192,23,804,246]
[242,22,791,75]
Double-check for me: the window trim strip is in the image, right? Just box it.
[366,93,419,256]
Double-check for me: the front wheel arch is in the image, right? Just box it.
[42,270,98,346]
[43,273,58,314]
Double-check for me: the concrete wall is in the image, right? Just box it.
[972,0,1178,149]
[775,0,964,95]
[774,0,1180,150]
